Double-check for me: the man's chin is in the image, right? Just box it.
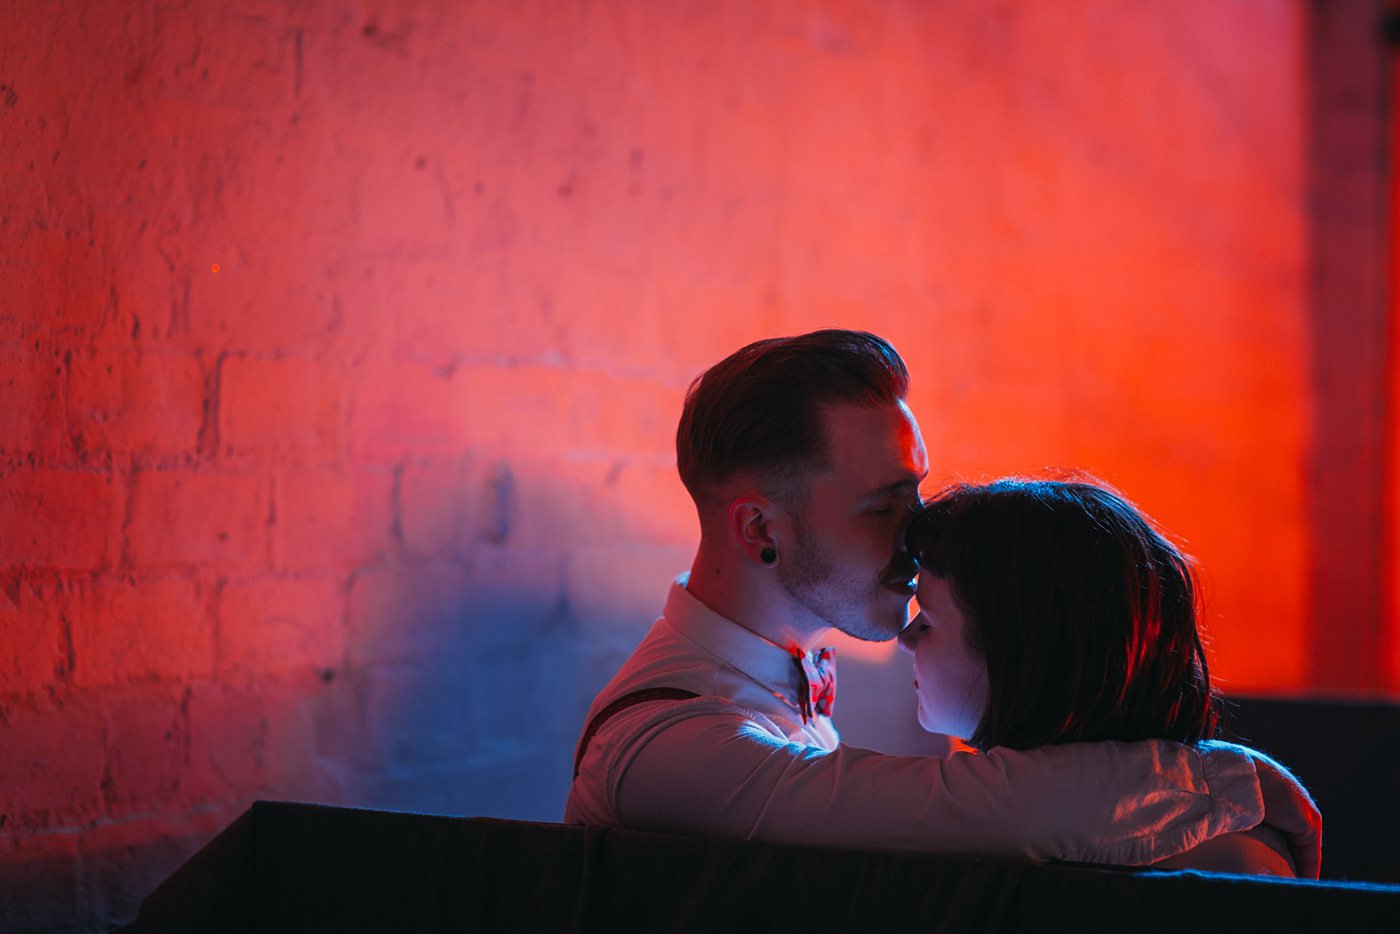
[834,613,906,643]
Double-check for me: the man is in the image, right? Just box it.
[566,329,1321,874]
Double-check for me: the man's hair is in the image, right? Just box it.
[676,329,910,505]
[907,476,1220,750]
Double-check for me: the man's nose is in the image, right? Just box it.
[879,549,919,596]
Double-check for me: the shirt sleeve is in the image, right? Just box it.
[607,701,1265,865]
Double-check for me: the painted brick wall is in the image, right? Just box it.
[0,1,1324,930]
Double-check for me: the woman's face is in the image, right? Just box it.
[898,574,988,739]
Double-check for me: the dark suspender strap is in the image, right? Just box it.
[573,687,700,779]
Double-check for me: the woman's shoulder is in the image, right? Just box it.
[1153,824,1297,878]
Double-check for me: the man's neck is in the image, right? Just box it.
[685,551,827,653]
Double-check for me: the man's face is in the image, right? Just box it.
[777,400,928,641]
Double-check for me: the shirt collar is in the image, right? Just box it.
[662,573,807,703]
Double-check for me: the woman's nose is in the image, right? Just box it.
[897,618,919,655]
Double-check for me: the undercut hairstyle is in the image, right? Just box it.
[676,329,910,507]
[906,477,1220,750]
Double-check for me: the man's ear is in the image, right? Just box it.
[728,495,781,567]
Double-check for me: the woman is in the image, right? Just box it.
[900,476,1299,876]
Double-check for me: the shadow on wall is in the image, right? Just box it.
[1,469,699,933]
[320,464,699,821]
[327,554,587,821]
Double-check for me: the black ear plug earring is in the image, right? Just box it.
[761,547,777,566]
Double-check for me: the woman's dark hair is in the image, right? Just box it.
[906,477,1220,750]
[676,329,909,505]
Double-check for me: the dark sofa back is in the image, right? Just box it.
[128,801,1400,934]
[1222,695,1400,883]
[128,696,1400,932]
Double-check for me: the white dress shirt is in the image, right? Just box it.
[565,576,1271,865]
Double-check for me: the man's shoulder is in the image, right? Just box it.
[583,603,810,742]
[593,617,725,701]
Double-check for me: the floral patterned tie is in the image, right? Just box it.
[791,646,837,722]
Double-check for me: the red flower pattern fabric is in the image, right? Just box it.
[791,646,836,722]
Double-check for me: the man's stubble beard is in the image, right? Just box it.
[778,519,902,643]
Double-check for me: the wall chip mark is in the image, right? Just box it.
[485,462,517,544]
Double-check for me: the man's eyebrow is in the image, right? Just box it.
[857,478,922,505]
